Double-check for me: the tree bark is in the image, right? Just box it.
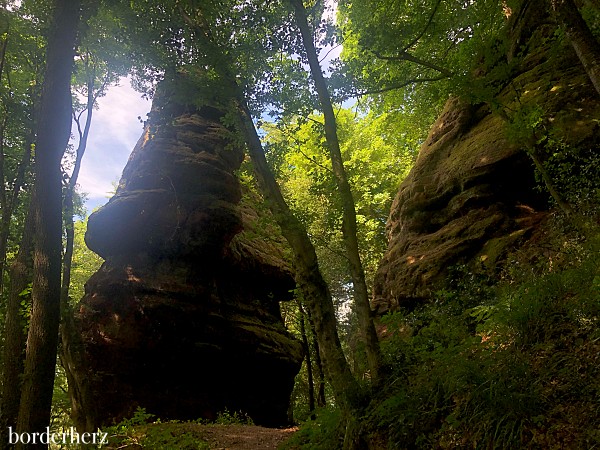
[0,199,34,450]
[289,0,382,383]
[178,2,362,414]
[15,0,81,446]
[235,98,361,411]
[298,301,316,416]
[552,0,600,96]
[0,130,33,297]
[307,309,327,407]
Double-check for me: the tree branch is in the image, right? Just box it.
[319,42,343,64]
[401,0,442,52]
[372,49,453,77]
[352,74,448,97]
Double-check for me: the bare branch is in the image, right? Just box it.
[352,74,448,97]
[372,50,453,77]
[305,115,324,126]
[401,0,442,52]
[319,42,343,64]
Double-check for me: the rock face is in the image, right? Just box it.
[66,81,303,430]
[373,3,600,313]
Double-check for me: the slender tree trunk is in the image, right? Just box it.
[0,15,8,79]
[298,301,316,416]
[307,310,327,407]
[0,131,33,296]
[0,116,9,291]
[0,8,9,291]
[0,199,34,450]
[235,98,361,412]
[59,67,99,435]
[61,68,95,312]
[289,0,382,383]
[529,143,574,217]
[16,0,81,446]
[552,0,600,95]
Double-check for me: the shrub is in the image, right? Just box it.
[366,237,599,448]
[102,408,210,449]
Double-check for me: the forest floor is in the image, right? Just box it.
[196,425,298,449]
[105,422,299,449]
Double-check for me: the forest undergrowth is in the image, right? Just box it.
[286,220,600,449]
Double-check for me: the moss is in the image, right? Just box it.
[374,4,600,310]
[477,228,529,271]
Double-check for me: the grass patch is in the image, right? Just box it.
[102,408,210,449]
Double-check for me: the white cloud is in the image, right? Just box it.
[77,79,150,212]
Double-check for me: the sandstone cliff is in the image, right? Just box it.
[65,80,303,430]
[373,3,600,313]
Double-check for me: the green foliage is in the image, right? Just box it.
[362,237,599,448]
[102,408,210,449]
[505,99,600,219]
[50,363,73,437]
[68,217,103,304]
[281,408,342,450]
[541,141,600,213]
[210,408,254,426]
[336,0,505,135]
[264,109,414,296]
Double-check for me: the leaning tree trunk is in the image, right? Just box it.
[289,0,382,383]
[552,0,600,95]
[177,3,362,416]
[16,0,81,446]
[235,98,362,412]
[60,66,95,312]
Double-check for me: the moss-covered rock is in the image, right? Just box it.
[373,2,600,312]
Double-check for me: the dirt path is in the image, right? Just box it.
[197,425,298,449]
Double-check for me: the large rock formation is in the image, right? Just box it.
[65,80,303,430]
[373,3,600,313]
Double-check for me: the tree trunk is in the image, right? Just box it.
[0,115,9,291]
[0,130,33,297]
[235,98,361,411]
[0,200,34,450]
[178,0,361,419]
[528,143,574,217]
[298,301,316,416]
[16,0,81,446]
[58,66,98,436]
[308,310,327,407]
[0,13,8,78]
[0,4,9,293]
[60,67,95,312]
[552,0,600,96]
[289,0,382,384]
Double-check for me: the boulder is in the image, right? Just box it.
[373,3,600,313]
[66,79,303,430]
